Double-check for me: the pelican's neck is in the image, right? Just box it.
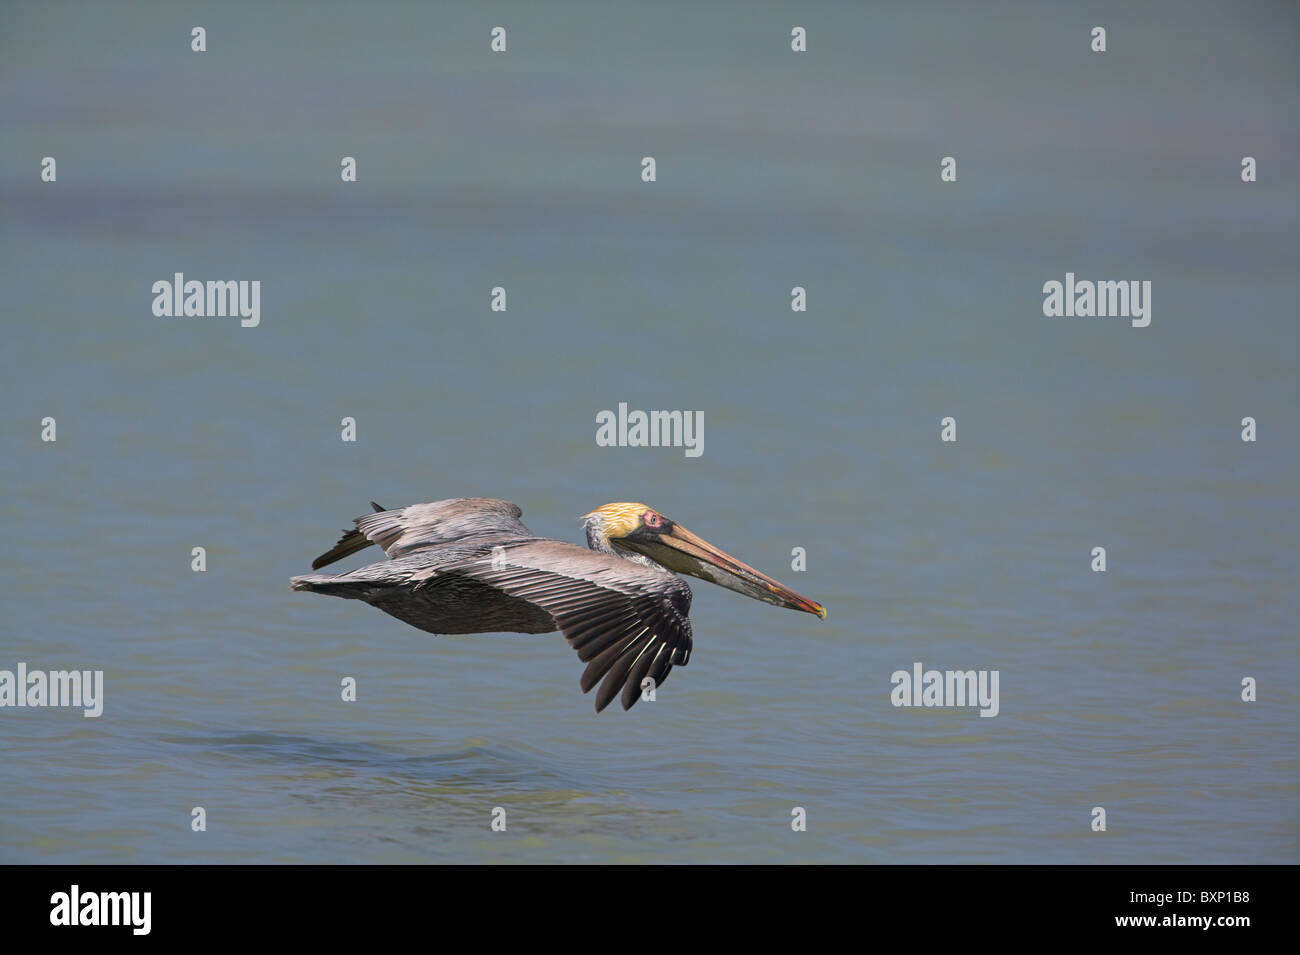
[583,514,656,567]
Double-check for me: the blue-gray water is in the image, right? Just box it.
[1,1,1297,863]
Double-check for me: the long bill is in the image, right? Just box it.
[618,522,827,618]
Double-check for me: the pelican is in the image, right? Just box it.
[290,498,826,712]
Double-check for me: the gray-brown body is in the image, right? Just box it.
[291,498,694,711]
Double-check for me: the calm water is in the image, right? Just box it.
[1,1,1297,863]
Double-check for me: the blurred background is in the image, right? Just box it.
[0,0,1296,863]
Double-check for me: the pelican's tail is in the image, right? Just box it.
[308,501,388,570]
[290,573,366,598]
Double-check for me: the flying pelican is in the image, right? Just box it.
[290,498,826,712]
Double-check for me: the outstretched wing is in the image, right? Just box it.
[415,541,694,712]
[311,498,533,570]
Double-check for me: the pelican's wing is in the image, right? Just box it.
[310,498,532,570]
[417,541,694,712]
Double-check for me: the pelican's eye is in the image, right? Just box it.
[643,511,662,529]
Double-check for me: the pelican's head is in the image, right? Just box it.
[582,503,827,619]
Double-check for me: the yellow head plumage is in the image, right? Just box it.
[583,502,653,541]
